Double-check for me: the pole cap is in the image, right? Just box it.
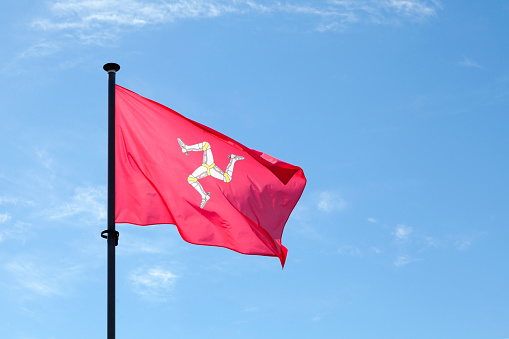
[103,63,120,73]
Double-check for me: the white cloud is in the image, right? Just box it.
[35,148,54,169]
[19,42,60,59]
[453,234,481,251]
[450,232,485,251]
[33,0,238,31]
[316,21,342,32]
[0,196,33,205]
[31,0,441,43]
[48,186,106,224]
[367,217,377,223]
[328,0,439,24]
[364,217,485,266]
[0,220,31,244]
[6,261,60,296]
[394,255,418,267]
[424,236,440,247]
[0,213,11,224]
[130,266,178,302]
[459,56,483,69]
[317,191,346,212]
[394,224,412,241]
[0,197,15,205]
[4,259,83,297]
[382,0,437,17]
[455,239,471,250]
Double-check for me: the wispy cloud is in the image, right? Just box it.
[5,261,62,296]
[4,259,84,297]
[48,185,106,224]
[394,255,419,267]
[394,224,412,241]
[381,0,439,17]
[0,220,31,244]
[0,196,34,244]
[0,214,13,243]
[458,56,484,69]
[35,147,54,169]
[392,224,415,266]
[19,42,60,59]
[424,236,440,247]
[30,0,441,44]
[0,196,33,206]
[328,0,440,24]
[316,191,347,213]
[33,0,239,31]
[0,197,15,205]
[455,238,472,250]
[0,213,11,224]
[452,232,486,251]
[130,266,178,302]
[338,217,484,267]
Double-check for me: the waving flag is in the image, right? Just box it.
[115,85,306,267]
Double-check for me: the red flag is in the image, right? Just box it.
[115,85,306,267]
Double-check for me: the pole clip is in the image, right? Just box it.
[101,230,119,246]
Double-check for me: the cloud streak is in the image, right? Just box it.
[317,191,347,213]
[0,213,11,224]
[48,186,106,225]
[0,196,33,206]
[130,266,178,302]
[394,255,419,267]
[33,0,239,31]
[31,0,441,43]
[4,258,84,297]
[459,56,484,69]
[0,220,30,244]
[394,224,412,241]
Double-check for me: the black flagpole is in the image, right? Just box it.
[102,62,120,339]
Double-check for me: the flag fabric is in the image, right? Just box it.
[115,85,306,267]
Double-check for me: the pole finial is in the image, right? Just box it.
[103,63,120,73]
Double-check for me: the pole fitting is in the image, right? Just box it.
[101,230,120,246]
[103,63,120,73]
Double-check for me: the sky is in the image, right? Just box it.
[0,0,508,338]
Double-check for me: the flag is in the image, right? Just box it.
[115,85,306,267]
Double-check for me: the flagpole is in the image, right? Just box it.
[102,62,120,339]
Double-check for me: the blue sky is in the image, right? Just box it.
[1,0,508,338]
